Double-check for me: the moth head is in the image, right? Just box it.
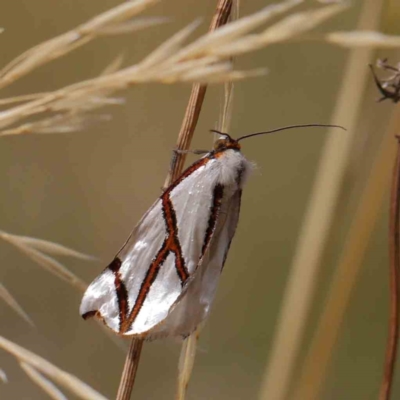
[211,131,241,152]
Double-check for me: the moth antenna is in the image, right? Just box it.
[237,124,346,142]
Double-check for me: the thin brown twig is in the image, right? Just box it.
[115,2,233,399]
[163,0,233,188]
[369,60,400,400]
[115,339,144,400]
[380,134,400,400]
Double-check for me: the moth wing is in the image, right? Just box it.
[80,159,223,335]
[150,187,242,338]
[79,196,166,333]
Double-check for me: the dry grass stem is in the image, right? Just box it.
[327,31,400,48]
[173,3,235,398]
[20,362,68,400]
[294,106,400,400]
[117,1,235,398]
[381,135,400,400]
[176,328,200,400]
[115,339,144,400]
[0,231,89,292]
[258,1,384,399]
[0,368,7,384]
[164,0,234,187]
[175,14,239,400]
[371,59,400,400]
[0,0,345,138]
[0,283,34,326]
[0,335,108,400]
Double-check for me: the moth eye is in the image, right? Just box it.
[213,139,226,151]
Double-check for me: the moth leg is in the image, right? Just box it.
[168,148,208,179]
[173,149,209,155]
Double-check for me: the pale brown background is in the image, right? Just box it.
[1,1,400,399]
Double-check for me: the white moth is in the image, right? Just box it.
[80,125,338,339]
[80,132,252,339]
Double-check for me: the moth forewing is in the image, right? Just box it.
[80,137,253,338]
[150,188,244,338]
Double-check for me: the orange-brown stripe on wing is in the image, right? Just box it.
[107,257,130,330]
[121,154,215,333]
[120,239,170,333]
[200,183,224,259]
[162,194,189,284]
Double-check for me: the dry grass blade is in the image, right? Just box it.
[96,17,170,35]
[0,335,108,400]
[0,0,160,89]
[3,234,96,260]
[0,0,345,137]
[0,368,7,384]
[176,328,200,400]
[327,31,400,48]
[140,20,203,68]
[212,2,347,56]
[258,1,384,400]
[182,66,267,83]
[100,54,125,76]
[0,283,34,326]
[0,113,113,136]
[167,0,303,62]
[0,114,112,136]
[0,231,88,292]
[261,2,348,42]
[0,93,48,106]
[20,362,68,400]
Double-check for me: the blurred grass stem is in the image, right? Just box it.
[380,127,400,400]
[258,1,384,399]
[294,100,400,400]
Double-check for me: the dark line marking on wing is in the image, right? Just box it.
[119,157,220,333]
[117,153,240,333]
[162,195,189,284]
[222,189,242,270]
[220,165,244,269]
[167,156,211,193]
[121,239,170,333]
[201,183,224,258]
[104,257,130,330]
[82,310,98,320]
[108,257,122,272]
[114,273,129,330]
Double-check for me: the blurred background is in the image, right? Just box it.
[1,0,400,399]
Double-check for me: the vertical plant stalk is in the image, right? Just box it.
[294,106,400,400]
[176,327,201,400]
[380,134,400,400]
[163,0,233,189]
[116,339,144,400]
[258,1,384,400]
[116,2,233,399]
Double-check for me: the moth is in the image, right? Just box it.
[80,125,339,339]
